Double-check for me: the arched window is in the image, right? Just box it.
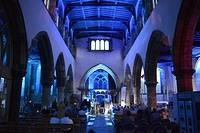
[152,0,159,8]
[99,79,103,89]
[103,81,107,89]
[44,0,50,9]
[105,40,109,50]
[100,40,105,50]
[94,79,99,89]
[89,39,111,51]
[96,40,100,50]
[156,68,162,93]
[91,40,96,50]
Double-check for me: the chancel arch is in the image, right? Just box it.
[80,64,120,105]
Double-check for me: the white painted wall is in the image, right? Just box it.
[74,37,124,93]
[19,0,75,78]
[124,0,182,74]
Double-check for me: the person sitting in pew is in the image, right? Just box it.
[60,115,73,124]
[50,115,60,124]
[50,102,73,124]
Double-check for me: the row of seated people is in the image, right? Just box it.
[0,100,89,133]
[42,101,88,132]
[113,105,179,133]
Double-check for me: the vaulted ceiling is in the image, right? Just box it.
[63,0,139,39]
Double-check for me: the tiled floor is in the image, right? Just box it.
[87,115,115,133]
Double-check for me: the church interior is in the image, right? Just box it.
[0,0,200,132]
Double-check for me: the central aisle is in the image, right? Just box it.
[87,115,115,133]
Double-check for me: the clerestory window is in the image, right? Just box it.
[89,39,112,51]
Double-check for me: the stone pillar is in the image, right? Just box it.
[129,79,134,105]
[118,91,121,104]
[173,69,195,92]
[134,85,140,105]
[8,68,26,122]
[65,90,73,104]
[126,87,130,106]
[57,76,66,103]
[41,68,54,108]
[58,86,65,102]
[145,81,157,109]
[42,85,51,108]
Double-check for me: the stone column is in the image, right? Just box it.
[145,81,157,109]
[129,79,134,105]
[126,88,130,106]
[41,68,54,108]
[173,69,195,92]
[134,85,141,105]
[57,76,66,103]
[118,91,121,104]
[65,90,73,104]
[7,68,26,122]
[42,84,51,108]
[58,86,65,102]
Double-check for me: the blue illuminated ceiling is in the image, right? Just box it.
[63,0,139,39]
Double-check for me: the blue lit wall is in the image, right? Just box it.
[21,59,42,103]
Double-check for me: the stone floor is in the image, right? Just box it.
[86,115,115,133]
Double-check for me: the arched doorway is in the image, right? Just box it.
[80,64,119,114]
[0,0,27,122]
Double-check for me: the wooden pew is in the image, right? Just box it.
[0,123,73,133]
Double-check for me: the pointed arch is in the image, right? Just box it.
[1,0,28,122]
[55,52,66,87]
[133,54,143,104]
[124,64,132,106]
[33,31,54,86]
[66,64,73,91]
[125,64,131,81]
[133,54,143,88]
[145,30,167,82]
[173,0,200,92]
[144,30,168,108]
[80,64,120,89]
